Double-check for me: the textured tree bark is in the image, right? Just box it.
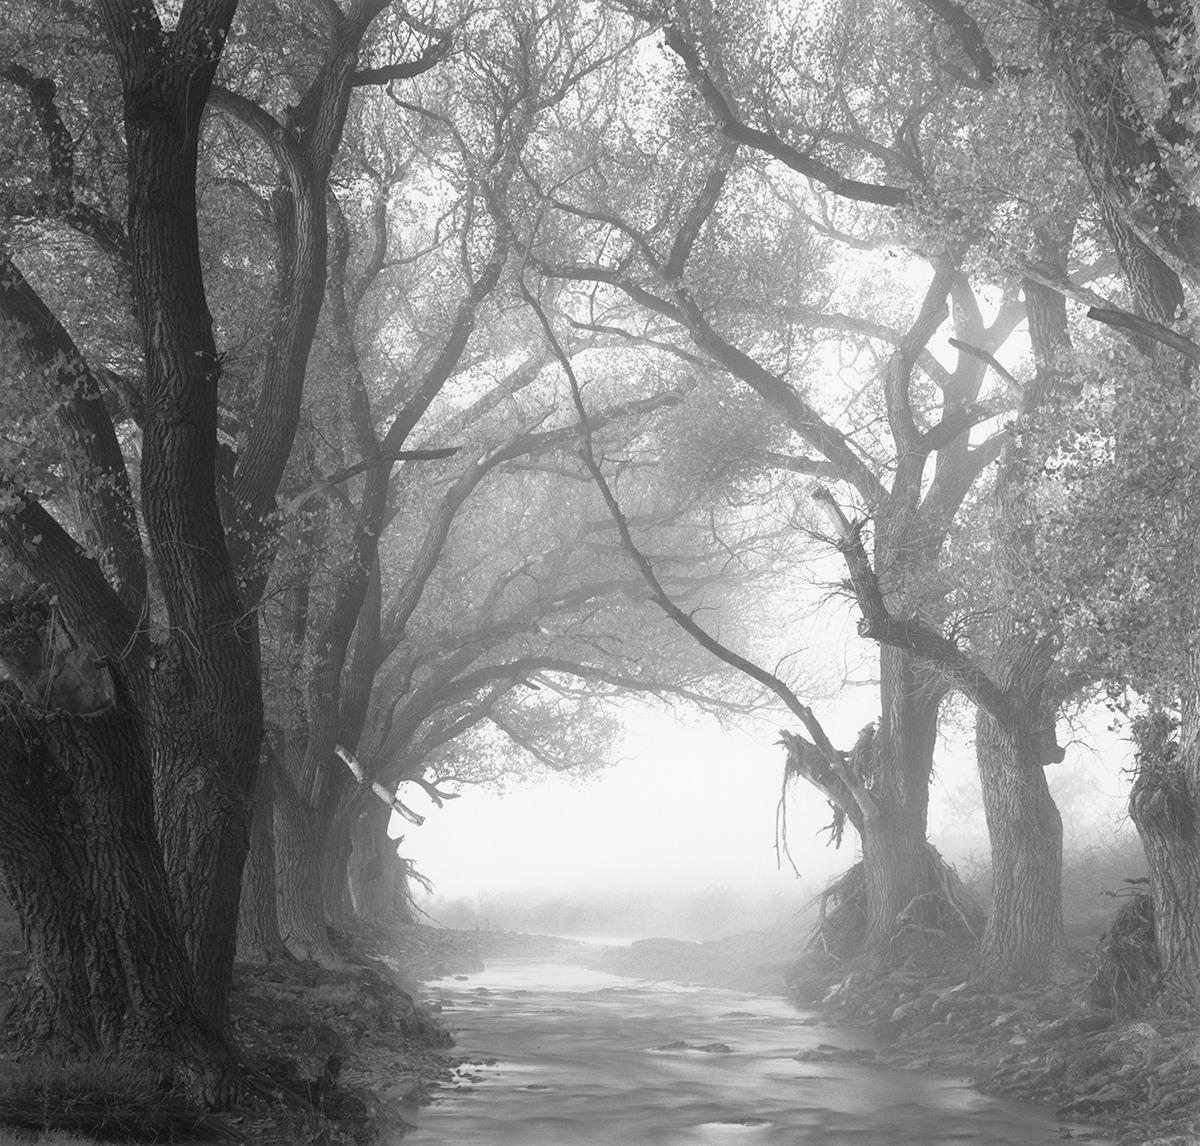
[861,647,942,958]
[94,0,264,1026]
[974,709,1067,984]
[347,799,412,922]
[0,696,234,1105]
[150,669,255,1024]
[319,806,355,931]
[236,752,290,963]
[273,767,343,967]
[1129,710,1200,1010]
[967,271,1069,987]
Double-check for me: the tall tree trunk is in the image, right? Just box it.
[95,0,265,1027]
[1129,710,1200,1010]
[150,670,255,1023]
[970,267,1069,986]
[975,709,1067,983]
[862,647,942,958]
[0,695,234,1105]
[320,804,355,931]
[348,799,412,922]
[273,767,342,967]
[237,752,290,963]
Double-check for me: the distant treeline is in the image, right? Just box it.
[421,824,1148,945]
[419,884,814,942]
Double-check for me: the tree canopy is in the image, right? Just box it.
[2,0,1200,1113]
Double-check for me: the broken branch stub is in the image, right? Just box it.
[334,744,425,826]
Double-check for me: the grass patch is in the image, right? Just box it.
[0,1060,232,1143]
[0,1133,102,1145]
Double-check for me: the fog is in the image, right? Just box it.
[402,703,1143,943]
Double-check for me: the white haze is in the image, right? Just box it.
[400,692,1139,942]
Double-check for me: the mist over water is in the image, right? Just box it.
[420,883,812,944]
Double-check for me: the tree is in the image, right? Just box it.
[0,0,256,1097]
[0,0,456,1091]
[1031,0,1200,1007]
[0,591,234,1103]
[287,362,766,939]
[233,0,763,961]
[505,0,1033,963]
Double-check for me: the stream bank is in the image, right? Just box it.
[597,927,1198,1146]
[0,917,571,1144]
[1,917,1193,1143]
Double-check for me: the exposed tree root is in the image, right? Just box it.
[807,849,984,968]
[1085,885,1161,1016]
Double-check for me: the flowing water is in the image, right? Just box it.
[398,957,1111,1145]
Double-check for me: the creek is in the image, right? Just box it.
[399,956,1112,1145]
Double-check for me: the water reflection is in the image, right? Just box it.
[399,958,1110,1145]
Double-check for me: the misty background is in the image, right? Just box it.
[404,700,1143,943]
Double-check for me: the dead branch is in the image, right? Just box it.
[335,745,425,825]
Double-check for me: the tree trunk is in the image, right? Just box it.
[273,767,343,967]
[0,698,234,1106]
[862,802,935,955]
[237,752,290,963]
[1051,6,1199,1011]
[1129,710,1200,1010]
[862,646,943,959]
[150,670,255,1024]
[95,0,265,1029]
[974,709,1067,984]
[348,799,412,922]
[320,806,355,931]
[969,266,1068,988]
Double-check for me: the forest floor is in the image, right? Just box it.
[599,929,1200,1146]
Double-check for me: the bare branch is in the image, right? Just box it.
[352,34,452,87]
[659,21,913,208]
[286,447,458,514]
[946,338,1024,392]
[811,485,1013,720]
[1086,306,1200,366]
[517,273,871,816]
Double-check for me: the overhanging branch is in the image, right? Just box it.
[1086,306,1200,366]
[517,273,875,820]
[285,447,459,513]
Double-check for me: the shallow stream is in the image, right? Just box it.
[399,957,1110,1144]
